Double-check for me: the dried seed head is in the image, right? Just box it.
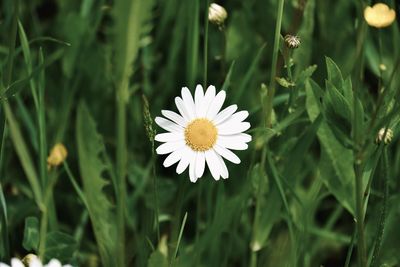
[208,3,228,26]
[47,143,68,168]
[284,35,301,49]
[376,128,394,144]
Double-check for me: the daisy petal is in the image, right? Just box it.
[161,110,186,127]
[155,132,184,142]
[214,144,241,164]
[198,85,216,117]
[213,104,238,125]
[189,153,197,182]
[10,259,24,267]
[194,84,204,115]
[176,147,193,174]
[205,149,221,180]
[231,110,249,122]
[217,138,248,150]
[196,152,206,178]
[155,117,183,133]
[218,122,251,135]
[163,149,183,167]
[216,153,229,179]
[175,97,191,122]
[206,90,226,119]
[181,87,196,119]
[156,141,185,155]
[218,134,252,145]
[46,259,62,267]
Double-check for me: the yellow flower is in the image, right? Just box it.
[364,3,396,28]
[47,143,68,168]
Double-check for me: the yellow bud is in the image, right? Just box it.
[364,3,396,28]
[47,143,68,168]
[208,3,228,26]
[22,254,39,266]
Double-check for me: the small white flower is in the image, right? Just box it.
[155,85,251,182]
[0,258,73,267]
[208,3,228,25]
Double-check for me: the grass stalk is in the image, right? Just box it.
[265,0,285,127]
[116,80,127,267]
[203,0,209,88]
[171,212,188,267]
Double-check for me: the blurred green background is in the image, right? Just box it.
[0,0,400,266]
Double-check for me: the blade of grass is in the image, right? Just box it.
[171,212,188,266]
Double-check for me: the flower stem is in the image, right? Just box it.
[265,0,285,127]
[203,0,210,88]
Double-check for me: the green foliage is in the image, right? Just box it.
[1,0,400,266]
[22,217,39,251]
[76,103,117,267]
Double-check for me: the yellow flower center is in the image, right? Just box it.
[185,118,218,151]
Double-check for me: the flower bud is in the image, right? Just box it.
[22,254,39,266]
[364,3,396,28]
[284,34,301,49]
[208,3,228,25]
[376,128,394,144]
[47,143,68,168]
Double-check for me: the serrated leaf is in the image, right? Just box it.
[44,231,77,263]
[306,80,355,215]
[296,64,317,86]
[22,217,39,251]
[76,102,117,267]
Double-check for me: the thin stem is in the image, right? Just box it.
[265,0,285,127]
[171,212,188,267]
[151,154,160,242]
[116,79,128,267]
[203,0,210,88]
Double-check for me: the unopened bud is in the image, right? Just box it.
[208,3,227,26]
[22,254,39,266]
[47,143,68,168]
[284,34,301,49]
[376,128,394,144]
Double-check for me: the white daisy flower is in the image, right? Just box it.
[0,257,73,267]
[155,84,251,182]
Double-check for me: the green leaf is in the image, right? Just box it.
[295,64,317,87]
[325,56,344,90]
[148,250,168,267]
[275,77,295,88]
[44,231,77,263]
[0,183,9,259]
[76,102,117,267]
[22,216,39,251]
[306,80,355,215]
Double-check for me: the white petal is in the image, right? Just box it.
[231,110,249,122]
[45,259,61,267]
[189,153,197,182]
[175,97,191,122]
[213,105,238,125]
[217,138,248,150]
[196,152,206,178]
[217,153,229,179]
[218,122,251,135]
[194,84,204,115]
[176,147,193,174]
[206,90,226,119]
[156,141,185,155]
[198,85,216,117]
[155,117,183,133]
[181,87,196,119]
[218,134,252,145]
[214,144,241,164]
[205,149,221,180]
[161,110,186,127]
[0,264,10,267]
[155,132,184,142]
[163,149,184,167]
[10,259,24,267]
